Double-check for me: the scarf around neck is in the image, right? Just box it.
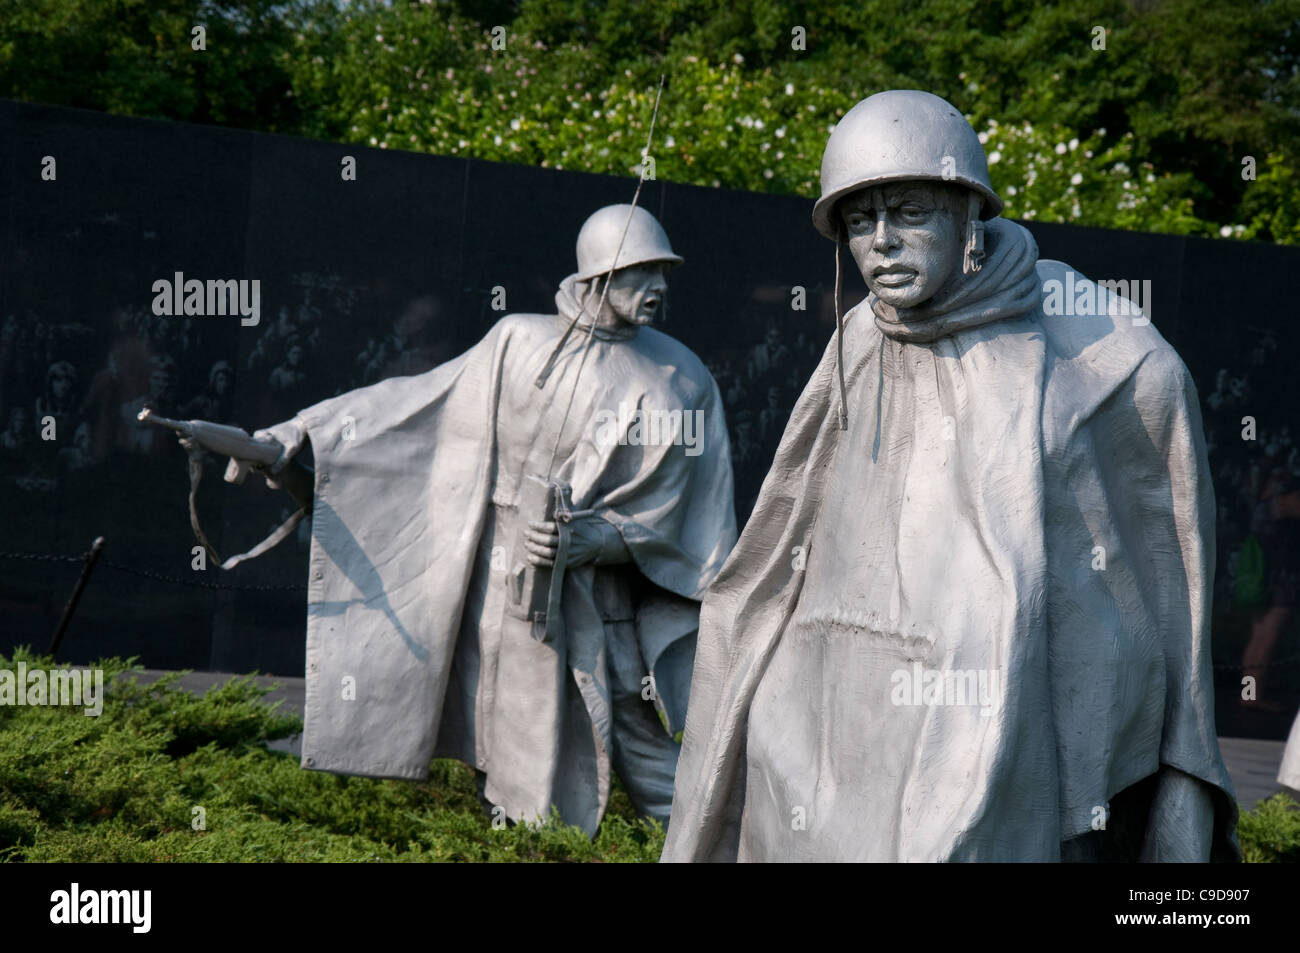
[869,217,1041,344]
[554,273,639,342]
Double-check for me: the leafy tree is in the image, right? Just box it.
[0,0,307,131]
[1241,152,1300,243]
[4,0,1299,241]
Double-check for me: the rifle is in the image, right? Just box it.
[138,407,310,569]
[505,75,666,646]
[138,407,280,483]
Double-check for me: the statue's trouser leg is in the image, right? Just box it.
[1137,766,1216,862]
[1060,773,1152,862]
[474,769,494,816]
[605,619,680,827]
[1059,768,1218,862]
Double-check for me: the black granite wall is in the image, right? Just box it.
[2,99,1296,738]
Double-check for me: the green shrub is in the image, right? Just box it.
[0,649,663,862]
[1238,793,1300,864]
[1,647,1292,862]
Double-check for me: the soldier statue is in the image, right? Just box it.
[152,205,736,834]
[663,91,1238,862]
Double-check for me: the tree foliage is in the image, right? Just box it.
[0,0,307,130]
[2,0,1298,240]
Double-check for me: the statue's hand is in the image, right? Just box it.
[263,454,314,510]
[525,517,624,568]
[177,435,205,462]
[525,520,568,568]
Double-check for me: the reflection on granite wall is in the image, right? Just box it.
[1,100,1296,739]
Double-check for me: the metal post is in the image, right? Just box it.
[48,536,105,657]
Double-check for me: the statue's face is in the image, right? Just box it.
[601,262,669,327]
[840,183,964,309]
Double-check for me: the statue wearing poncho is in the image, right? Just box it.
[258,206,736,834]
[663,91,1237,862]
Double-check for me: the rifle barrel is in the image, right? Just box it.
[137,407,190,433]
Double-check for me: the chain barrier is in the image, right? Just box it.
[0,551,83,565]
[0,551,306,591]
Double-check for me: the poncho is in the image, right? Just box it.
[260,281,736,833]
[663,218,1237,861]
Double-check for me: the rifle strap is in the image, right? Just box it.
[186,449,307,571]
[542,514,570,644]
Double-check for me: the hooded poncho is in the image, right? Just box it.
[663,218,1237,862]
[259,276,736,833]
[1280,714,1300,791]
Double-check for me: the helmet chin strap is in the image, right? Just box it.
[834,236,848,430]
[964,192,985,274]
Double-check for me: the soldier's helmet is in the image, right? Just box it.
[575,204,683,281]
[811,90,1002,241]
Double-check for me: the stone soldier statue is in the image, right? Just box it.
[1280,712,1300,793]
[663,91,1237,862]
[160,205,736,834]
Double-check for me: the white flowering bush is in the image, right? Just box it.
[977,121,1212,236]
[286,12,1244,240]
[8,0,1297,243]
[319,38,858,195]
